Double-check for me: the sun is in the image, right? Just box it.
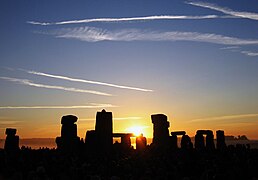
[127,126,145,136]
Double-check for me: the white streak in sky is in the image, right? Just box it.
[25,70,153,92]
[190,114,258,122]
[187,1,258,20]
[0,103,116,109]
[0,77,112,96]
[0,120,22,125]
[51,26,258,45]
[80,116,141,121]
[114,117,142,120]
[220,46,239,50]
[241,51,258,57]
[27,15,219,25]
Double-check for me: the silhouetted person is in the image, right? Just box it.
[151,114,170,147]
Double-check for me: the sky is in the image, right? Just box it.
[0,0,258,140]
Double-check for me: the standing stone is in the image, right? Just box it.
[206,130,215,150]
[95,109,113,152]
[151,114,170,147]
[4,128,19,152]
[195,132,205,150]
[56,115,80,153]
[136,134,147,151]
[216,130,226,150]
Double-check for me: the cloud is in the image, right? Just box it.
[24,70,153,92]
[190,113,258,122]
[80,116,142,122]
[0,103,116,109]
[27,15,219,26]
[186,1,258,20]
[220,46,240,50]
[49,26,258,45]
[0,120,22,125]
[114,117,142,120]
[241,51,258,57]
[0,77,112,96]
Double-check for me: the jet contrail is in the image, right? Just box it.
[187,1,258,21]
[25,70,153,92]
[27,15,219,25]
[51,26,258,45]
[0,103,116,109]
[0,77,112,96]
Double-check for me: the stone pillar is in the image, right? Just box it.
[4,128,19,152]
[121,134,131,149]
[95,109,113,152]
[181,134,192,150]
[151,114,170,147]
[195,132,205,150]
[216,130,226,150]
[136,134,147,151]
[206,130,215,150]
[56,115,80,153]
[170,135,178,149]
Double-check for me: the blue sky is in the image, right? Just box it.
[0,0,258,139]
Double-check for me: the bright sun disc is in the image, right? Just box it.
[127,126,144,136]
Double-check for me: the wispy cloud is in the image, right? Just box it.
[186,1,258,20]
[49,26,258,45]
[241,51,258,57]
[0,77,112,96]
[0,103,116,109]
[24,70,153,92]
[0,120,22,125]
[27,15,219,26]
[220,46,240,50]
[190,113,258,122]
[114,117,142,120]
[80,116,142,122]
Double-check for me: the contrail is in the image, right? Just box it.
[190,113,258,122]
[80,116,142,121]
[27,15,219,25]
[50,26,258,45]
[0,103,116,109]
[0,77,112,96]
[25,70,153,92]
[186,1,258,21]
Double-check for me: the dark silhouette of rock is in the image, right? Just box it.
[195,130,215,150]
[95,109,113,153]
[181,134,193,150]
[170,131,186,149]
[195,131,205,150]
[136,134,147,151]
[113,133,134,150]
[4,128,19,152]
[56,115,80,153]
[151,114,170,147]
[206,130,215,150]
[216,130,226,150]
[170,131,193,149]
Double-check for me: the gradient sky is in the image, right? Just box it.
[1,0,258,139]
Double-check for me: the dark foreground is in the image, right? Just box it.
[1,145,258,180]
